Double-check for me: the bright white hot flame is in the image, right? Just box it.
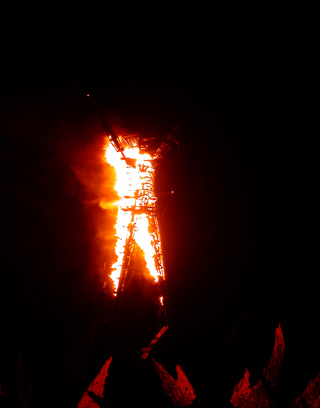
[105,141,164,294]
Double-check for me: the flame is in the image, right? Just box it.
[104,139,165,295]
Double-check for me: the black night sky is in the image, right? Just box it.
[0,34,316,407]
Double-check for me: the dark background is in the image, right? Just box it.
[0,34,316,407]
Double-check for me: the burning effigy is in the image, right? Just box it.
[104,132,167,314]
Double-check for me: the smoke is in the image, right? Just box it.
[60,132,119,294]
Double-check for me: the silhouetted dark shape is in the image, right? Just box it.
[153,358,196,407]
[291,374,320,408]
[78,357,112,408]
[230,324,285,408]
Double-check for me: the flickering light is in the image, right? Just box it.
[104,139,165,295]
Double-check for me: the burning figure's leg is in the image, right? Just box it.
[115,221,135,296]
[134,214,159,283]
[110,209,133,294]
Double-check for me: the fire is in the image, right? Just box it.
[104,140,165,296]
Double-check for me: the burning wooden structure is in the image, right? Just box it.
[100,108,179,331]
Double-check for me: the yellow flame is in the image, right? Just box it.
[105,140,164,294]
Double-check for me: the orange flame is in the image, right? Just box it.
[104,139,165,295]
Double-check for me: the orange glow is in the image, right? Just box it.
[104,138,165,296]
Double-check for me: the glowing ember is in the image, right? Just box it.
[104,137,165,299]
